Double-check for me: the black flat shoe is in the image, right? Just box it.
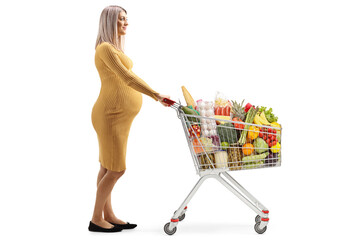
[88,221,123,232]
[109,222,137,230]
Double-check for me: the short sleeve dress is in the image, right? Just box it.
[91,42,159,172]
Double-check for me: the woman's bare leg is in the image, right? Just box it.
[91,167,125,228]
[104,193,126,224]
[96,165,127,224]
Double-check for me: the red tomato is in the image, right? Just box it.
[268,141,273,147]
[271,141,276,147]
[266,139,271,145]
[263,135,267,140]
[238,119,245,129]
[259,132,263,138]
[232,117,239,129]
[233,118,245,130]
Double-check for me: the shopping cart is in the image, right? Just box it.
[162,98,282,235]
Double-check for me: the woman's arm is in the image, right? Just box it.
[97,42,159,101]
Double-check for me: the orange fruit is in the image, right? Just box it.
[242,143,254,156]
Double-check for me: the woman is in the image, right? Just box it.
[89,5,170,233]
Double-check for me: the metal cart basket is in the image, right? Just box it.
[162,98,282,235]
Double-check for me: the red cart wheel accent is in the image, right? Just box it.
[171,218,179,222]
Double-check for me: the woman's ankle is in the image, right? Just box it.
[103,213,116,221]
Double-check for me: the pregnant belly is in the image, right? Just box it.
[92,91,142,133]
[92,89,142,121]
[127,90,143,115]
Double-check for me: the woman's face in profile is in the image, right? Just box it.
[117,11,128,36]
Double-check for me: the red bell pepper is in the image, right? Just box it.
[244,103,255,113]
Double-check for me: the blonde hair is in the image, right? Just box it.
[95,5,127,52]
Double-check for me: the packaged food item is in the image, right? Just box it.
[198,100,217,138]
[214,150,228,169]
[197,152,215,170]
[195,99,203,111]
[214,92,232,121]
[198,137,215,152]
[210,135,220,151]
[214,91,231,108]
[192,138,204,154]
[227,143,242,170]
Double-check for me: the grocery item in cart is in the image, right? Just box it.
[181,86,196,109]
[181,106,200,124]
[214,91,232,123]
[227,143,242,170]
[242,143,254,156]
[214,150,228,169]
[197,100,217,137]
[231,100,246,121]
[197,152,215,169]
[231,100,246,130]
[238,106,259,145]
[259,106,278,123]
[254,137,268,154]
[265,152,278,167]
[217,122,238,144]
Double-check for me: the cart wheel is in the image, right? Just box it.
[254,222,267,234]
[164,222,177,235]
[255,215,261,223]
[179,213,185,221]
[173,211,186,221]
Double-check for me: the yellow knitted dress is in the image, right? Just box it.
[92,42,159,172]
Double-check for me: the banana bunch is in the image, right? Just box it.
[254,111,271,125]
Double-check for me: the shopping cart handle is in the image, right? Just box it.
[163,98,177,106]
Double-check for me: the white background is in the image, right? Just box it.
[0,0,359,239]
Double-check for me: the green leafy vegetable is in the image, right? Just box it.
[259,106,278,123]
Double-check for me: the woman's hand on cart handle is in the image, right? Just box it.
[156,93,172,107]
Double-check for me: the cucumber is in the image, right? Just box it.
[182,106,200,123]
[242,152,269,163]
[242,161,264,169]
